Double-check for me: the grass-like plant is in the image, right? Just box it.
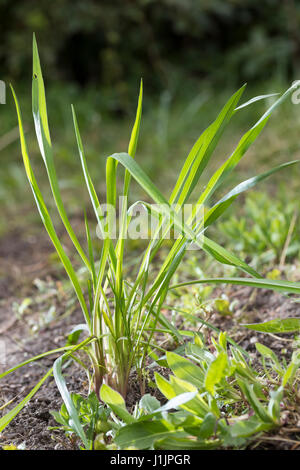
[1,36,300,447]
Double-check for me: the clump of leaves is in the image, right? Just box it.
[2,35,300,446]
[100,332,300,450]
[49,392,114,450]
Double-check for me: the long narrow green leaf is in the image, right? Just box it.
[11,85,91,329]
[108,153,203,247]
[170,85,246,206]
[143,159,300,303]
[0,345,74,380]
[115,80,143,321]
[32,34,91,271]
[201,83,299,207]
[202,237,260,277]
[71,106,117,277]
[170,277,300,295]
[203,160,300,228]
[52,336,96,449]
[243,318,300,334]
[53,354,89,449]
[235,93,279,110]
[0,368,53,432]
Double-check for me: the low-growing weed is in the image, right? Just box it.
[217,190,299,267]
[51,332,300,450]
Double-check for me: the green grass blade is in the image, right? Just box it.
[243,318,300,334]
[195,82,300,209]
[53,355,89,449]
[84,211,96,286]
[115,80,143,314]
[128,79,143,159]
[202,237,261,277]
[133,85,298,296]
[203,160,300,227]
[71,105,117,273]
[170,85,246,206]
[52,336,96,449]
[32,34,91,271]
[235,93,279,110]
[170,277,300,295]
[0,345,75,380]
[144,157,299,300]
[107,152,203,247]
[0,367,53,432]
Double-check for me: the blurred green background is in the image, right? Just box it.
[1,0,300,92]
[0,0,300,247]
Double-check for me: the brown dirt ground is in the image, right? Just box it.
[0,228,300,450]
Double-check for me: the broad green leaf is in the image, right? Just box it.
[100,384,135,424]
[139,394,161,414]
[227,415,273,439]
[155,373,210,418]
[154,435,220,450]
[204,351,228,396]
[155,372,177,400]
[197,412,217,439]
[186,343,215,365]
[156,392,198,414]
[166,351,205,389]
[237,379,273,424]
[115,420,185,449]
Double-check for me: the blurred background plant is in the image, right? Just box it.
[216,190,300,268]
[1,0,300,253]
[1,0,300,92]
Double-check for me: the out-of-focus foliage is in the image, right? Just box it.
[217,190,300,265]
[1,0,299,93]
